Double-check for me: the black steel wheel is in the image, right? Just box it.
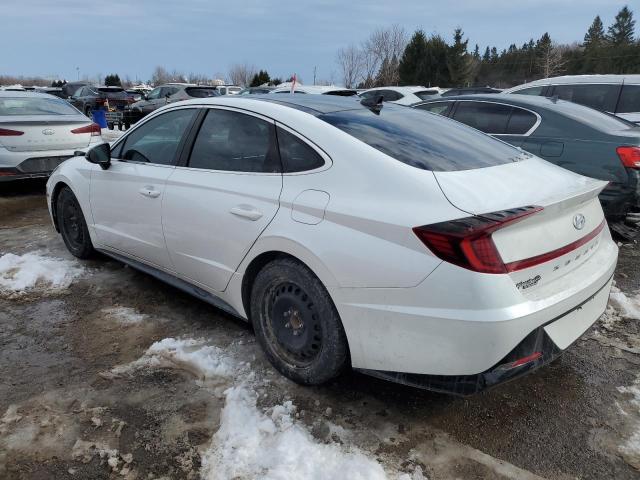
[251,258,349,385]
[56,186,94,259]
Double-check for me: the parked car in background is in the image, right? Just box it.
[270,85,358,96]
[61,81,91,99]
[216,85,242,95]
[36,87,66,99]
[68,85,130,117]
[238,86,276,95]
[0,92,103,181]
[125,84,220,125]
[441,86,502,97]
[413,94,640,231]
[47,95,617,395]
[359,86,444,105]
[125,89,145,102]
[503,75,640,124]
[0,85,26,91]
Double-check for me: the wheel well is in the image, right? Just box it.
[50,181,70,233]
[241,251,307,320]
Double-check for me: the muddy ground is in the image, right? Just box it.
[1,180,640,479]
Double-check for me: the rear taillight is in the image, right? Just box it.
[617,146,640,169]
[0,128,24,136]
[413,206,543,274]
[71,123,101,136]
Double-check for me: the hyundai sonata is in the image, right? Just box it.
[46,95,618,395]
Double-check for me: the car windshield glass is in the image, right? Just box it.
[185,87,218,98]
[553,100,633,132]
[415,90,439,100]
[0,97,78,115]
[320,106,527,171]
[98,87,124,92]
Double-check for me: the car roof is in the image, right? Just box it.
[505,74,640,91]
[252,93,367,114]
[365,86,440,93]
[271,85,354,94]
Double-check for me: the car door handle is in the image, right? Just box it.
[230,205,263,221]
[139,186,161,198]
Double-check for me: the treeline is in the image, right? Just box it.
[336,6,640,89]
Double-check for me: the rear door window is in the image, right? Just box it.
[414,90,440,101]
[551,83,619,112]
[320,105,527,171]
[506,107,538,135]
[414,101,453,116]
[277,127,324,172]
[188,109,280,173]
[452,101,511,134]
[616,85,640,114]
[512,86,544,96]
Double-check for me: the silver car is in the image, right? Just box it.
[0,92,104,181]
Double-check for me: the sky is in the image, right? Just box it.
[1,0,633,85]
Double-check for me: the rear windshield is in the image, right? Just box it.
[320,106,529,171]
[551,99,633,132]
[415,90,440,100]
[0,97,79,115]
[97,87,124,92]
[185,87,219,98]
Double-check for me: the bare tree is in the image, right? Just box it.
[336,44,363,88]
[359,24,408,87]
[151,66,170,85]
[227,63,256,87]
[538,42,567,78]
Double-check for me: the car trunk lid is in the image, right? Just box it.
[0,115,97,152]
[430,157,609,291]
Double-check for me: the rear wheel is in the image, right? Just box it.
[250,258,349,385]
[84,106,92,117]
[56,186,94,259]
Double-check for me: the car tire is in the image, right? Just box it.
[56,186,95,259]
[250,258,349,385]
[107,122,114,130]
[84,106,92,118]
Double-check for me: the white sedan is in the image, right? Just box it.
[359,86,444,105]
[46,95,617,395]
[0,91,103,182]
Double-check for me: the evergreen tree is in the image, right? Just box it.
[584,15,606,48]
[608,6,635,45]
[482,46,490,62]
[250,70,271,87]
[447,28,472,86]
[104,74,121,87]
[398,30,429,85]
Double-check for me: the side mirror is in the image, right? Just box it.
[86,143,111,170]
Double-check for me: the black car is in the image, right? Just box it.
[413,94,640,226]
[61,81,91,99]
[441,87,502,97]
[125,84,220,124]
[69,85,130,117]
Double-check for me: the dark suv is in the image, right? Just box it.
[69,86,130,117]
[126,84,220,124]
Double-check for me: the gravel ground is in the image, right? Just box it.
[1,179,639,479]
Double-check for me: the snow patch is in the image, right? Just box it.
[0,251,84,295]
[116,338,426,479]
[609,285,640,321]
[102,307,148,325]
[201,384,394,480]
[618,377,640,466]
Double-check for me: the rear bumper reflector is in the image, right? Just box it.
[504,219,606,272]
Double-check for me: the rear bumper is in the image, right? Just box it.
[0,142,103,182]
[330,230,618,389]
[600,174,640,219]
[359,275,612,395]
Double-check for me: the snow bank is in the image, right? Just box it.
[609,285,640,321]
[201,384,391,480]
[102,307,148,325]
[0,251,84,294]
[116,338,425,480]
[618,377,640,463]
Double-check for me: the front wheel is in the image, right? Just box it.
[56,186,95,259]
[250,258,349,385]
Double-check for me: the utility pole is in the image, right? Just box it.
[313,66,316,85]
[76,67,79,81]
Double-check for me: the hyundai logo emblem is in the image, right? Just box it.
[42,128,55,135]
[573,213,586,230]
